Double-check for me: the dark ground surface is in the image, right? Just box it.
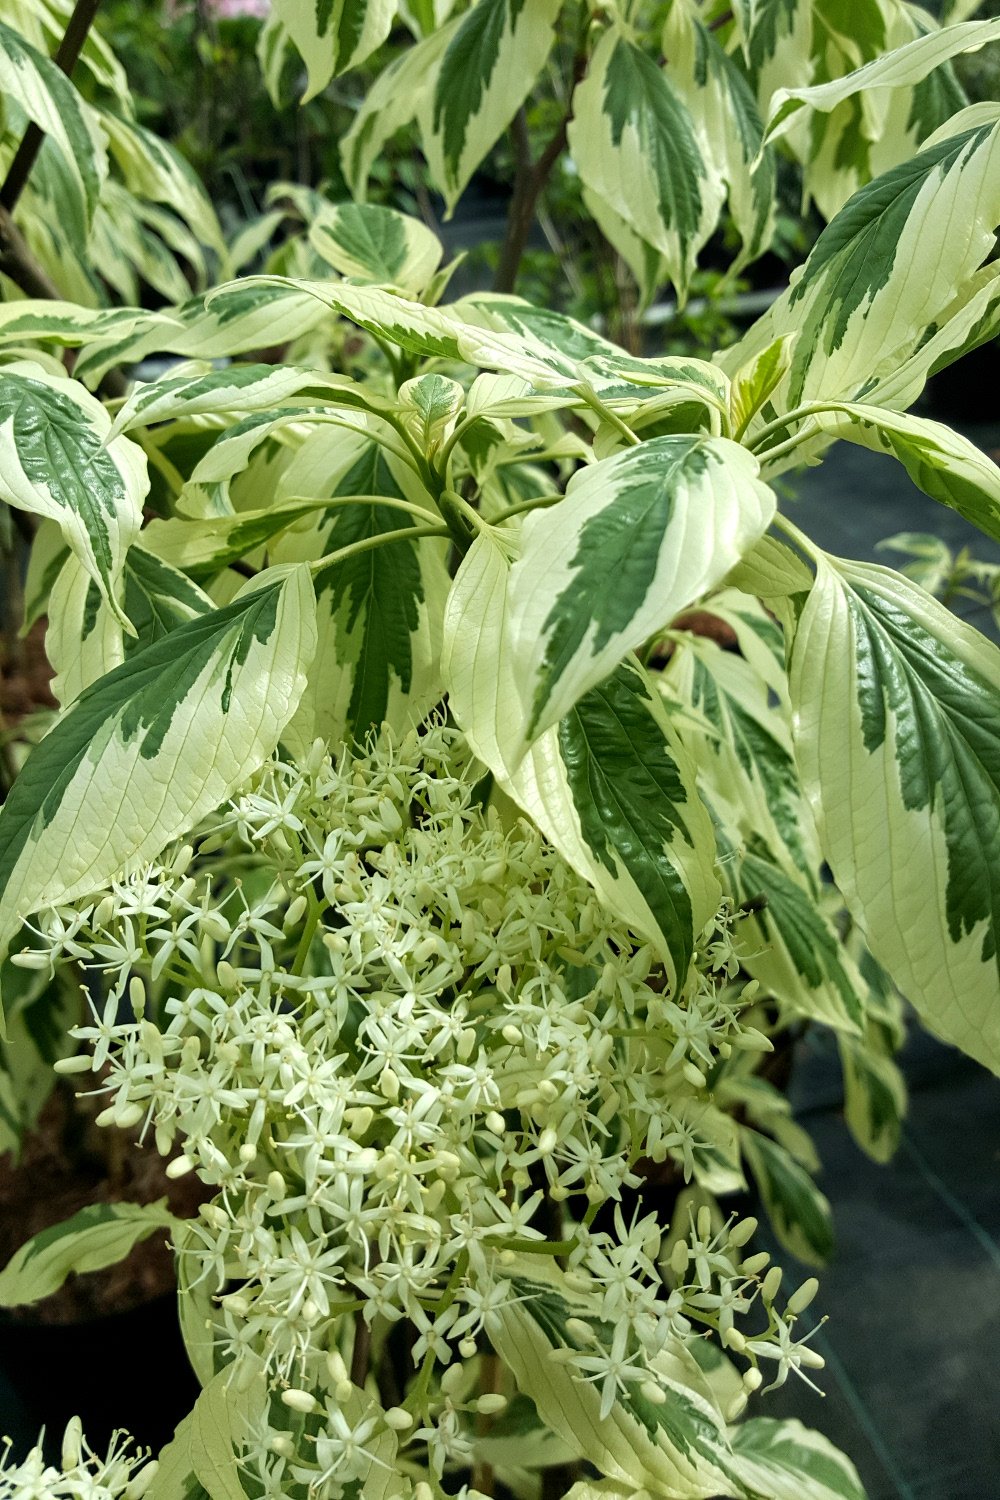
[1,422,999,1492]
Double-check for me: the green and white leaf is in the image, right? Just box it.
[762,16,1000,146]
[340,22,454,200]
[741,1127,835,1265]
[273,434,451,752]
[839,1031,907,1164]
[729,1417,868,1500]
[308,200,443,294]
[486,1257,747,1499]
[723,116,1000,424]
[734,842,865,1034]
[804,402,1000,544]
[0,568,316,971]
[784,556,1000,1074]
[0,366,148,630]
[443,529,720,992]
[663,0,776,270]
[417,0,562,212]
[100,109,225,254]
[0,20,107,248]
[505,435,776,751]
[139,501,333,582]
[0,1200,177,1307]
[568,26,724,304]
[109,362,372,437]
[270,0,397,100]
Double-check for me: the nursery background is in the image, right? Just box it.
[1,3,1000,1499]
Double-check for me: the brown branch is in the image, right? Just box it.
[493,57,586,295]
[0,0,103,216]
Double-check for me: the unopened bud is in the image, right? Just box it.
[538,1127,558,1156]
[269,1436,295,1458]
[743,1367,763,1393]
[485,1111,505,1137]
[697,1206,713,1241]
[216,960,238,991]
[284,894,308,931]
[379,1066,400,1101]
[61,1416,83,1469]
[729,1216,758,1248]
[53,1054,92,1075]
[786,1277,820,1316]
[475,1393,508,1416]
[761,1267,783,1304]
[670,1241,690,1276]
[440,1362,465,1396]
[740,1251,770,1277]
[128,977,146,1018]
[281,1388,318,1414]
[683,1061,707,1089]
[267,1170,286,1201]
[501,1024,522,1045]
[723,1327,747,1353]
[384,1406,413,1430]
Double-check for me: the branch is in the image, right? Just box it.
[493,57,585,295]
[0,0,103,215]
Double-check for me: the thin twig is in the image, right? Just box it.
[0,0,103,215]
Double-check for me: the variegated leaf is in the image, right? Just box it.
[485,1258,748,1499]
[309,200,443,294]
[109,363,374,438]
[0,366,147,630]
[0,20,107,248]
[0,568,316,976]
[100,109,225,255]
[741,1127,835,1266]
[805,402,1000,543]
[417,0,562,212]
[442,530,720,993]
[763,15,1000,147]
[73,283,336,388]
[505,436,775,750]
[273,435,450,753]
[270,0,397,100]
[723,115,1000,424]
[568,26,724,304]
[0,299,167,351]
[0,1201,177,1306]
[340,22,454,200]
[581,184,667,310]
[784,556,1000,1074]
[729,1418,868,1500]
[838,1031,907,1165]
[134,502,334,582]
[663,0,776,271]
[734,842,865,1034]
[664,631,814,884]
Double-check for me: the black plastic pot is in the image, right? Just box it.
[0,1293,200,1463]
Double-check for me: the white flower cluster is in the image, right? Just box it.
[25,725,822,1494]
[0,1421,156,1500]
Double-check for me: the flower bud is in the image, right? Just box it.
[267,1170,287,1201]
[743,1367,763,1393]
[723,1327,746,1353]
[379,1065,400,1102]
[269,1436,295,1458]
[53,1054,92,1075]
[485,1111,505,1137]
[61,1415,83,1470]
[165,1153,195,1179]
[128,977,146,1019]
[216,960,239,991]
[384,1406,414,1430]
[786,1277,820,1316]
[501,1024,522,1046]
[476,1393,508,1416]
[281,1388,318,1414]
[440,1362,465,1396]
[538,1127,558,1156]
[728,1216,758,1248]
[697,1206,713,1242]
[459,1338,478,1359]
[683,1061,707,1090]
[740,1251,770,1277]
[670,1240,690,1277]
[284,895,308,931]
[761,1266,783,1304]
